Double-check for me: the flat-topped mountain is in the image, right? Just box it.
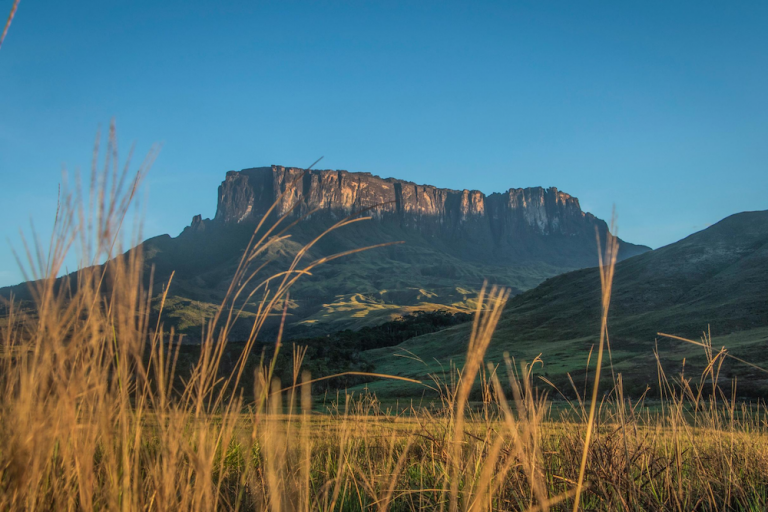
[2,165,650,339]
[190,166,648,267]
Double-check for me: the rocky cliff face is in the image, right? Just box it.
[212,166,589,232]
[201,165,644,264]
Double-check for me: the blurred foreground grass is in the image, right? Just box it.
[1,130,767,511]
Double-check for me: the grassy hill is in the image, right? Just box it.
[358,210,768,398]
[134,217,572,340]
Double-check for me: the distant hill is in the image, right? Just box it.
[497,209,768,339]
[1,165,649,340]
[361,210,768,397]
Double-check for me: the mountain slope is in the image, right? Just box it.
[361,210,768,397]
[1,165,649,340]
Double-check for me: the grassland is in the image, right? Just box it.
[2,137,768,511]
[355,325,768,399]
[359,210,768,400]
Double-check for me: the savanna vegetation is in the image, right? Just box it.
[1,133,768,511]
[168,309,473,396]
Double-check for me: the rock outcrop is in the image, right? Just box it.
[193,165,648,265]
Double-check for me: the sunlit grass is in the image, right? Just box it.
[1,128,767,510]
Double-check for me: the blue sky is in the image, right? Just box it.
[1,1,767,286]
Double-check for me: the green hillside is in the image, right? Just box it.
[359,210,768,398]
[133,217,570,340]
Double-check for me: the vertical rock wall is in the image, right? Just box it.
[200,165,648,264]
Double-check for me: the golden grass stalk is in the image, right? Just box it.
[0,0,19,51]
[572,218,620,511]
[448,283,511,511]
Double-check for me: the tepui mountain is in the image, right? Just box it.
[2,165,650,340]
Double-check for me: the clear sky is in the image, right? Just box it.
[1,1,767,287]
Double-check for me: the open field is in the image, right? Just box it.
[2,146,768,511]
[355,326,768,400]
[4,330,768,511]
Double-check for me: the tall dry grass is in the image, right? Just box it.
[0,0,20,51]
[1,131,768,510]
